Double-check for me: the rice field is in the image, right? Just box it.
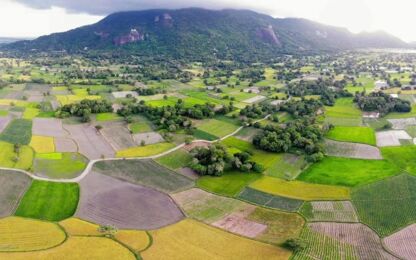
[33,152,88,179]
[116,142,175,158]
[300,201,359,222]
[30,135,55,153]
[326,126,376,146]
[114,230,150,252]
[0,141,34,170]
[155,149,193,170]
[0,119,32,145]
[195,118,240,139]
[59,218,101,236]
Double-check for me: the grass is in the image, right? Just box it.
[93,159,194,193]
[22,107,39,119]
[345,76,375,93]
[263,153,307,180]
[0,141,33,170]
[30,136,55,153]
[155,149,193,170]
[250,176,350,200]
[129,121,152,134]
[15,181,80,221]
[298,156,400,187]
[247,207,305,245]
[0,237,135,259]
[405,125,416,137]
[196,118,240,138]
[0,119,32,145]
[56,94,101,106]
[197,171,262,197]
[116,142,175,158]
[143,219,290,260]
[238,187,303,212]
[0,110,8,116]
[326,126,376,146]
[324,98,362,126]
[192,128,218,141]
[381,146,416,175]
[34,152,88,179]
[352,174,416,236]
[59,218,101,236]
[95,113,121,122]
[0,217,66,252]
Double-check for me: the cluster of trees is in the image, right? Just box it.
[135,88,163,96]
[239,104,278,119]
[281,99,323,118]
[117,100,234,132]
[189,144,262,176]
[56,99,113,122]
[354,92,411,115]
[253,118,325,162]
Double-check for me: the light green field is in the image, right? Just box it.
[116,143,176,158]
[155,149,193,170]
[345,76,375,93]
[384,104,416,119]
[381,146,416,175]
[298,156,400,187]
[0,141,33,170]
[95,113,121,122]
[34,152,88,179]
[326,126,376,146]
[325,98,362,118]
[196,119,240,139]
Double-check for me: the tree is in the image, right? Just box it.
[189,144,230,176]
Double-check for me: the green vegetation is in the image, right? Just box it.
[197,171,261,197]
[326,126,376,146]
[0,119,32,145]
[381,146,416,175]
[298,156,400,187]
[15,181,79,221]
[352,174,416,236]
[196,118,240,138]
[325,98,362,126]
[155,149,193,170]
[95,113,121,122]
[0,141,33,170]
[128,121,152,134]
[34,152,88,179]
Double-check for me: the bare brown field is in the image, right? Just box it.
[325,139,382,160]
[384,224,416,259]
[0,116,11,133]
[0,170,32,217]
[132,132,165,145]
[33,118,66,137]
[183,141,211,151]
[54,137,78,152]
[100,121,136,150]
[77,172,184,230]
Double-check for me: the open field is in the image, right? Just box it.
[0,119,32,145]
[324,98,362,126]
[197,171,261,197]
[0,170,32,217]
[0,237,135,259]
[77,172,184,229]
[250,176,350,200]
[384,224,416,259]
[326,126,376,146]
[116,142,175,158]
[300,201,359,222]
[155,148,193,170]
[114,230,150,252]
[195,118,240,138]
[15,181,79,221]
[95,112,121,122]
[0,141,34,170]
[59,218,101,236]
[0,217,66,252]
[33,152,88,179]
[376,130,413,147]
[388,118,416,130]
[299,156,400,187]
[32,118,66,137]
[238,187,303,211]
[0,116,11,133]
[30,135,55,153]
[324,139,382,160]
[381,146,416,175]
[352,174,416,236]
[100,121,136,150]
[93,159,194,193]
[143,219,290,260]
[172,188,246,223]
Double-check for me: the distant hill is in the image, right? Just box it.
[3,8,409,60]
[0,37,32,46]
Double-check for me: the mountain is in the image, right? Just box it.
[0,37,33,46]
[3,8,409,60]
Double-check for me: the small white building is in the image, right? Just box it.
[243,87,260,94]
[363,112,380,119]
[270,100,287,106]
[390,94,399,98]
[374,80,389,90]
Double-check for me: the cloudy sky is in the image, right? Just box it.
[1,0,416,42]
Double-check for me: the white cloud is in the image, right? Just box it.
[4,0,416,42]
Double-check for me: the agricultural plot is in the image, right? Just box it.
[243,95,266,104]
[384,224,416,260]
[30,135,55,153]
[381,146,416,175]
[22,107,39,119]
[0,217,66,252]
[263,153,307,180]
[0,170,32,217]
[0,237,135,259]
[128,121,153,134]
[77,172,184,229]
[234,127,262,142]
[116,142,175,158]
[143,219,290,260]
[352,174,416,236]
[59,218,101,236]
[326,126,376,146]
[299,156,400,187]
[300,201,359,222]
[94,159,193,193]
[197,171,261,197]
[33,152,88,179]
[388,118,416,130]
[114,230,150,252]
[0,116,11,133]
[194,118,240,139]
[15,181,79,221]
[64,123,115,160]
[95,112,122,122]
[0,141,33,170]
[155,148,193,170]
[99,121,136,150]
[132,132,164,145]
[250,176,350,200]
[172,188,246,223]
[324,98,362,127]
[376,130,413,147]
[0,119,32,145]
[54,137,78,152]
[238,187,303,211]
[324,139,382,160]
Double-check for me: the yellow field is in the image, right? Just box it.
[30,136,55,153]
[116,143,175,158]
[22,108,39,119]
[0,217,66,252]
[250,176,350,201]
[115,230,150,252]
[0,237,135,259]
[0,99,28,107]
[59,218,101,236]
[143,219,290,260]
[56,95,101,106]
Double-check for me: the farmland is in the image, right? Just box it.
[116,142,175,158]
[0,170,32,217]
[326,126,376,146]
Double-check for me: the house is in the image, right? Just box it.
[243,87,260,94]
[270,100,287,106]
[374,80,388,90]
[363,112,380,119]
[390,94,399,98]
[206,86,216,91]
[134,82,148,89]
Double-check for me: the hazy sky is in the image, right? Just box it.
[1,0,415,42]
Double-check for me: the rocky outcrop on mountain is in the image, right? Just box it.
[256,25,281,46]
[113,29,144,46]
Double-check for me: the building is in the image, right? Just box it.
[374,80,388,90]
[243,87,260,94]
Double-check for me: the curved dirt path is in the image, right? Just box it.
[0,115,270,183]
